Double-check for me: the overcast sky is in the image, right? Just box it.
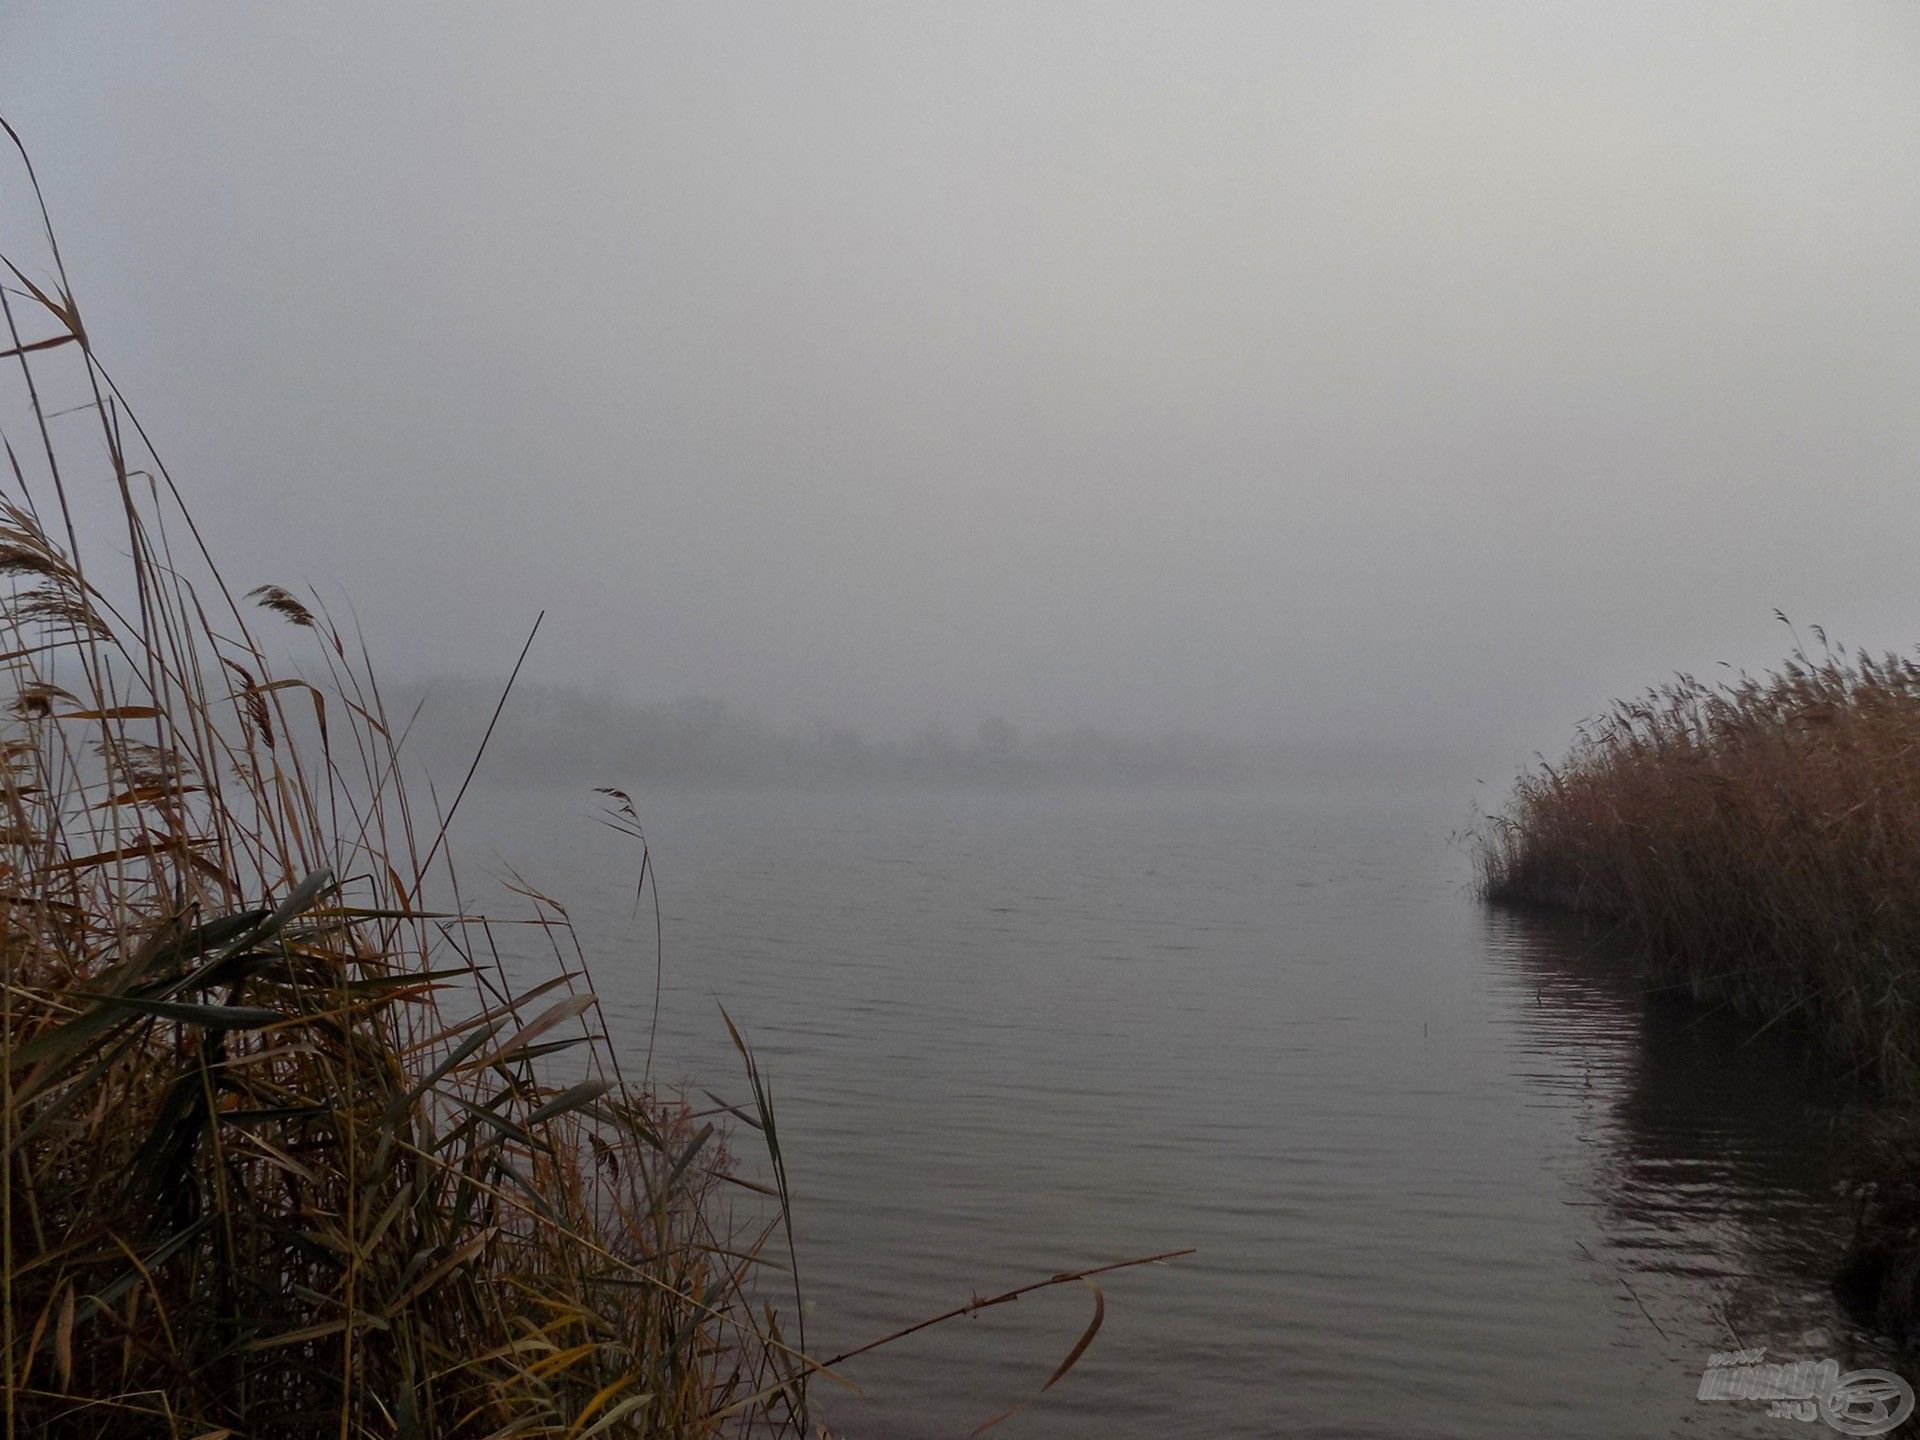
[3,3,1917,769]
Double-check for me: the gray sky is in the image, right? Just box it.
[5,3,1917,768]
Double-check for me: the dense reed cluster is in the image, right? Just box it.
[1478,632,1920,1095]
[1478,630,1920,1330]
[0,125,813,1438]
[0,118,1185,1435]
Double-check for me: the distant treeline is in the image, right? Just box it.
[398,677,1304,788]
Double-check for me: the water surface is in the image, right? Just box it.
[454,783,1902,1437]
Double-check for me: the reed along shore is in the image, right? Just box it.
[1478,631,1920,1334]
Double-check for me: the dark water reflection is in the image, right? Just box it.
[450,785,1906,1437]
[1487,909,1898,1409]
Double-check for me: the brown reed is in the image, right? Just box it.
[0,117,816,1438]
[1477,625,1920,1332]
[0,116,1182,1437]
[1479,624,1920,1096]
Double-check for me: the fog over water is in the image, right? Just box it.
[5,4,1919,781]
[7,15,1919,1433]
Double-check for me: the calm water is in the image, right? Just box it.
[454,783,1904,1437]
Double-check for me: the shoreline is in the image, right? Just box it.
[1477,644,1920,1342]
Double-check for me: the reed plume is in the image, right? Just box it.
[0,119,813,1439]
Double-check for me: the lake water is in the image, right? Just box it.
[453,782,1905,1437]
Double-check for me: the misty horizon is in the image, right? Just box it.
[5,3,1915,776]
[395,670,1490,791]
[5,9,1918,1436]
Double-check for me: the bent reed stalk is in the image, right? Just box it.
[0,120,1186,1437]
[0,124,815,1437]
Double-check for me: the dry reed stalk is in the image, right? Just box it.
[0,117,814,1440]
[0,117,1183,1437]
[1477,626,1920,1332]
[1479,624,1920,1097]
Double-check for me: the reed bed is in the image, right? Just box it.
[1477,629,1920,1093]
[0,123,820,1438]
[0,119,1185,1436]
[1477,627,1920,1329]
